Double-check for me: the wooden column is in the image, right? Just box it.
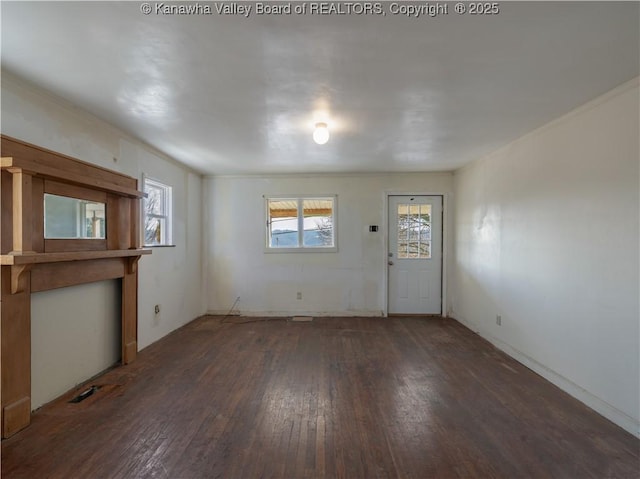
[2,167,34,436]
[122,257,139,364]
[124,198,141,364]
[130,197,141,249]
[1,265,32,437]
[10,169,34,254]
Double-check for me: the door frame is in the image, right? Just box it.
[383,192,448,317]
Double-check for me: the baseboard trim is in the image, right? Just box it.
[452,314,640,439]
[2,396,31,438]
[206,309,385,318]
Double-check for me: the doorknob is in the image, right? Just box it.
[388,261,394,266]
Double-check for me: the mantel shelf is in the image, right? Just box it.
[1,249,151,266]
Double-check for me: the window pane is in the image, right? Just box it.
[303,199,333,247]
[145,217,165,245]
[268,199,299,248]
[146,185,164,215]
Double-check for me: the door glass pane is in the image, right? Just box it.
[268,199,299,247]
[397,204,409,258]
[397,203,431,259]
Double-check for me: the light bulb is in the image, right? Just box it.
[313,122,330,145]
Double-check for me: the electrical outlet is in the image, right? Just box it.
[496,315,502,326]
[155,304,160,314]
[296,292,302,300]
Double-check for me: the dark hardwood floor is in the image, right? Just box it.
[2,316,639,478]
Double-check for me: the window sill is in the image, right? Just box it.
[264,247,338,254]
[144,244,176,248]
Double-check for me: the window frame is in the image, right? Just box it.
[142,175,174,247]
[264,194,338,253]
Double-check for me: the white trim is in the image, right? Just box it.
[263,248,338,254]
[453,314,640,439]
[442,193,449,317]
[207,309,384,318]
[383,191,448,317]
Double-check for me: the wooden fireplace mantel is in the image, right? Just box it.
[0,135,151,438]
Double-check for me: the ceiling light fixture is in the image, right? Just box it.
[313,122,330,145]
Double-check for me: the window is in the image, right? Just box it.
[266,196,336,252]
[143,177,173,246]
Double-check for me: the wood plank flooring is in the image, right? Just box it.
[2,316,639,478]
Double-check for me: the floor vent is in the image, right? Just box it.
[69,385,101,403]
[290,316,313,322]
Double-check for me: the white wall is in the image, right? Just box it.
[1,72,206,407]
[31,281,120,409]
[205,173,453,316]
[451,78,640,436]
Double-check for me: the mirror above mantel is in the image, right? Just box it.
[44,193,106,239]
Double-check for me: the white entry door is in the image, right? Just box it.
[388,195,442,315]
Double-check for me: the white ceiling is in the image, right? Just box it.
[1,2,638,175]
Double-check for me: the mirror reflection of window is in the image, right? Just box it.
[44,194,106,239]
